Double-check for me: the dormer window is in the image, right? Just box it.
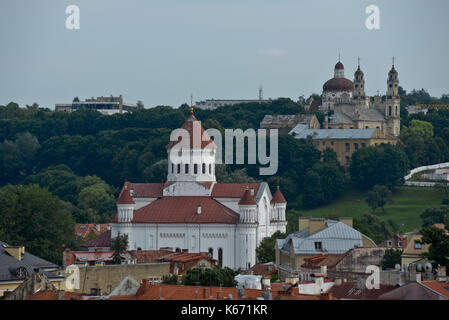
[314,242,323,251]
[414,242,422,249]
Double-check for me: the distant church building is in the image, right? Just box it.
[110,109,287,270]
[307,59,401,137]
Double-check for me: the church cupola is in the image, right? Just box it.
[117,184,135,223]
[271,186,287,222]
[353,58,365,99]
[238,186,257,223]
[166,107,217,183]
[334,61,345,78]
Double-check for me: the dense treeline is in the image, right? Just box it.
[1,89,449,263]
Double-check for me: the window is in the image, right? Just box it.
[322,141,326,146]
[314,242,323,251]
[185,164,189,174]
[389,106,392,116]
[346,156,350,164]
[171,163,174,173]
[202,163,206,174]
[387,241,392,247]
[354,143,359,150]
[331,141,334,146]
[345,143,350,152]
[177,164,181,174]
[218,248,223,268]
[209,164,212,174]
[362,143,366,148]
[208,247,213,258]
[414,242,422,249]
[194,164,198,174]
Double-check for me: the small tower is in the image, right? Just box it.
[271,186,287,223]
[238,186,257,223]
[385,58,401,136]
[117,184,135,223]
[353,58,365,100]
[334,60,345,78]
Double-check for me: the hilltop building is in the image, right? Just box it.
[260,114,320,135]
[110,108,287,270]
[55,95,136,115]
[306,59,401,137]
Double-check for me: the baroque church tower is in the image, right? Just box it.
[385,60,401,136]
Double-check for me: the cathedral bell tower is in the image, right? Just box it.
[385,58,401,136]
[353,58,365,100]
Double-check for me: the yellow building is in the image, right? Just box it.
[260,114,320,135]
[275,217,376,279]
[290,126,397,168]
[0,242,65,297]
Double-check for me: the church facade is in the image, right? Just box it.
[110,109,287,270]
[308,60,401,138]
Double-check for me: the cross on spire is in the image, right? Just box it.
[392,56,396,67]
[357,56,361,68]
[338,53,341,62]
[190,93,193,107]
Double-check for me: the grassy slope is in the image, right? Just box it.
[293,186,445,233]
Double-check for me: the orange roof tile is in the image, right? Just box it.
[27,290,84,300]
[421,281,449,299]
[238,187,257,205]
[117,185,135,205]
[271,187,287,204]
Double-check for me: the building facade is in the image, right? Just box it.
[55,95,136,115]
[110,109,287,270]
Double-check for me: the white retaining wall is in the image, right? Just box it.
[404,162,449,181]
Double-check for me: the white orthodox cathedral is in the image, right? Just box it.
[110,109,287,270]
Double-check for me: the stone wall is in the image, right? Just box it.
[336,248,386,273]
[74,262,170,295]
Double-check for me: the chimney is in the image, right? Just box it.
[415,273,422,283]
[250,188,254,196]
[298,217,310,232]
[197,205,202,215]
[309,218,326,235]
[324,115,329,129]
[338,217,353,228]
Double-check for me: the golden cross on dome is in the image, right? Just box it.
[392,56,396,67]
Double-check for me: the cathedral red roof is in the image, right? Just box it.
[211,183,261,198]
[271,187,287,204]
[166,110,216,150]
[335,61,344,70]
[238,187,257,205]
[132,196,240,224]
[117,186,135,205]
[323,77,354,92]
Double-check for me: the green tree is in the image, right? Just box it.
[366,185,393,214]
[350,144,409,190]
[111,232,129,264]
[420,206,449,227]
[353,214,399,244]
[256,231,286,263]
[382,248,402,269]
[0,184,74,264]
[181,267,238,287]
[419,225,449,274]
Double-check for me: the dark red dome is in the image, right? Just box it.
[335,61,344,70]
[323,77,354,92]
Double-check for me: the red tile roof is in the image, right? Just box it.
[27,290,84,300]
[328,282,396,300]
[271,187,287,204]
[251,263,277,276]
[161,252,216,264]
[238,187,257,205]
[74,223,109,239]
[421,281,449,299]
[125,182,164,198]
[132,196,240,224]
[301,253,346,269]
[211,183,261,198]
[166,112,216,150]
[117,185,135,204]
[80,230,111,248]
[130,249,175,264]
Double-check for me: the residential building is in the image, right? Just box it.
[289,125,396,168]
[78,230,112,251]
[379,280,449,300]
[275,217,376,280]
[0,241,64,297]
[328,281,396,300]
[74,223,110,241]
[196,98,271,110]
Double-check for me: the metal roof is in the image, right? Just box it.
[279,220,365,255]
[289,125,378,140]
[0,241,59,282]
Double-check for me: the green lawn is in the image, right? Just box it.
[292,186,446,233]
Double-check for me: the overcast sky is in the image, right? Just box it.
[1,0,448,109]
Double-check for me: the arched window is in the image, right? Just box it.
[194,164,198,174]
[202,163,206,174]
[185,164,189,174]
[176,247,181,253]
[171,163,174,173]
[218,248,223,268]
[177,164,181,174]
[389,106,392,116]
[209,164,212,174]
[395,106,398,116]
[208,247,213,258]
